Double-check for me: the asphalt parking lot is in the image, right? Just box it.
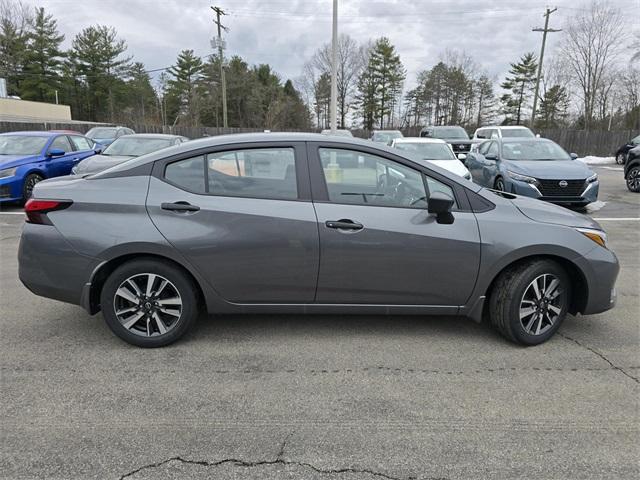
[0,165,638,480]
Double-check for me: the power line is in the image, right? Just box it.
[530,7,561,128]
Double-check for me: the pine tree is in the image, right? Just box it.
[475,75,497,127]
[500,52,538,125]
[165,49,204,126]
[369,37,405,128]
[536,84,570,129]
[21,7,64,102]
[0,1,31,96]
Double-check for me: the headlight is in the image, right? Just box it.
[586,173,598,183]
[507,170,538,184]
[0,167,17,178]
[577,227,608,249]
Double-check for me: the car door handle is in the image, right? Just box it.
[325,219,363,230]
[161,202,200,212]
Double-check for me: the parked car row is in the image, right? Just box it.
[0,129,189,203]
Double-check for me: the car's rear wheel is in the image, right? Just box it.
[489,259,570,345]
[494,177,505,191]
[22,173,43,200]
[616,153,626,165]
[626,166,640,192]
[100,259,199,347]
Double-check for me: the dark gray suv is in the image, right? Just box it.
[18,133,619,347]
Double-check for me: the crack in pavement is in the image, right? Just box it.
[117,435,439,480]
[557,332,639,384]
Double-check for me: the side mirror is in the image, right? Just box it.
[570,153,578,160]
[94,145,103,154]
[457,153,467,161]
[427,191,455,225]
[485,153,498,161]
[47,148,65,157]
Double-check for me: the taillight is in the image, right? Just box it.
[24,199,72,225]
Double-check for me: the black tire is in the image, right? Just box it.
[616,153,626,165]
[22,173,44,200]
[100,259,199,347]
[494,177,505,191]
[626,166,640,193]
[489,259,571,346]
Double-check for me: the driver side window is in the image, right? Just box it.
[318,148,429,208]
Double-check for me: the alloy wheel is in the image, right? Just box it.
[627,167,640,192]
[24,175,42,199]
[495,178,505,191]
[113,273,182,337]
[519,273,565,336]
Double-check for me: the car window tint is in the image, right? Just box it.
[318,148,427,208]
[426,176,457,208]
[165,155,206,194]
[69,136,92,151]
[207,148,297,200]
[49,136,72,153]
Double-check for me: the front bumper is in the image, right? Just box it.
[506,178,599,206]
[0,175,24,203]
[574,245,619,315]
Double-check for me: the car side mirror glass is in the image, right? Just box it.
[570,153,578,160]
[47,148,65,157]
[427,191,455,224]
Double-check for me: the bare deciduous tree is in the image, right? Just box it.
[561,1,626,129]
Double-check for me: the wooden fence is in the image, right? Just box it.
[0,121,635,157]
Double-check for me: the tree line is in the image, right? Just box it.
[1,0,638,132]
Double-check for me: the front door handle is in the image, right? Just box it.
[325,219,363,230]
[161,201,200,212]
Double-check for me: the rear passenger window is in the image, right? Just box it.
[165,155,206,194]
[207,148,297,200]
[164,148,298,200]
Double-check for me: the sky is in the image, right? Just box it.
[37,0,639,90]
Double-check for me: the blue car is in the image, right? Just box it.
[465,138,599,208]
[0,131,99,203]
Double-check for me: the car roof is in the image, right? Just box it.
[0,131,58,137]
[116,133,183,140]
[499,138,552,144]
[393,137,447,144]
[479,126,532,130]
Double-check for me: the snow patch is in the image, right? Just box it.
[585,201,606,213]
[577,156,615,165]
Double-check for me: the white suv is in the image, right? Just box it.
[473,125,535,140]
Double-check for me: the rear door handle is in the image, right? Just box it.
[161,201,200,212]
[325,219,363,230]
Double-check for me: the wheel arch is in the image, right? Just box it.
[86,253,207,315]
[482,254,589,318]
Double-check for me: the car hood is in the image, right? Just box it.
[74,154,134,174]
[504,159,593,179]
[426,159,470,178]
[0,154,41,169]
[509,193,601,230]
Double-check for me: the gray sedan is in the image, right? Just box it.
[72,133,188,175]
[19,133,618,348]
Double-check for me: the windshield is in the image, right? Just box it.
[501,141,570,161]
[373,131,402,142]
[103,137,173,157]
[87,127,117,140]
[394,142,456,160]
[433,127,469,139]
[0,135,48,155]
[501,128,534,138]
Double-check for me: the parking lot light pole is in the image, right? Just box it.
[330,0,338,134]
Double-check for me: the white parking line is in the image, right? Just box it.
[592,217,640,221]
[0,212,24,215]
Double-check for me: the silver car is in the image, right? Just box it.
[18,133,619,347]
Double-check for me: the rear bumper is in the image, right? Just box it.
[18,223,97,307]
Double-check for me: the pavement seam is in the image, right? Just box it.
[557,332,639,384]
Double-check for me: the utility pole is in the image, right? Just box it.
[330,0,338,133]
[211,6,228,128]
[530,7,561,129]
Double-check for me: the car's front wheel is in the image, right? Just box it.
[100,259,199,347]
[22,173,43,200]
[494,177,505,191]
[489,259,570,345]
[626,166,640,192]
